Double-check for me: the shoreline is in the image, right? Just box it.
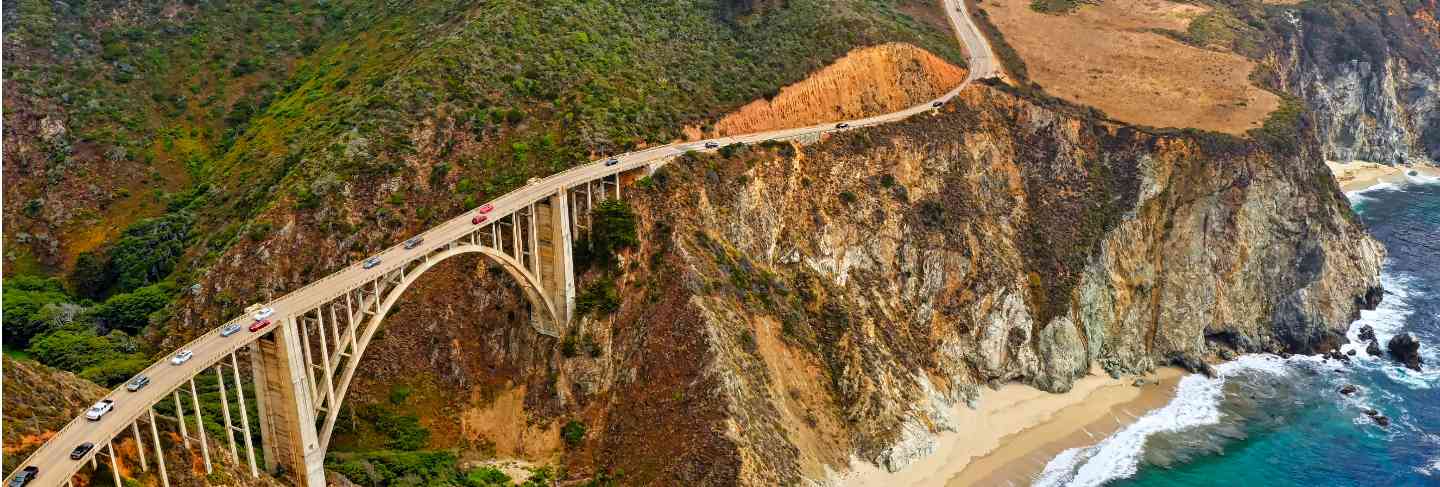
[837,367,1187,487]
[1327,160,1439,193]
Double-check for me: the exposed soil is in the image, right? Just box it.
[978,0,1280,134]
[711,43,965,136]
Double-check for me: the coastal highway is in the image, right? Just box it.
[5,1,1000,485]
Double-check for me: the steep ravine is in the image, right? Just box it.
[606,83,1384,483]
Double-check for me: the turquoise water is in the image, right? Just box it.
[1034,178,1440,487]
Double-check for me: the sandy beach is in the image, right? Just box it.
[1327,160,1440,192]
[838,367,1187,487]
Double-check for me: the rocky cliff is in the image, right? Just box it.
[1266,0,1440,165]
[601,83,1383,482]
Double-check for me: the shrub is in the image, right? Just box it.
[2,276,75,347]
[576,279,620,316]
[561,420,586,448]
[463,466,512,487]
[357,404,431,451]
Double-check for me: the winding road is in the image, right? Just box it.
[5,1,1000,485]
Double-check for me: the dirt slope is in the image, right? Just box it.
[711,43,966,136]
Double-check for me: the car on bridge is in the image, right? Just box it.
[835,122,850,129]
[220,322,242,337]
[8,466,37,486]
[250,319,272,332]
[84,400,114,421]
[69,443,94,460]
[253,307,275,320]
[362,256,382,269]
[932,101,945,108]
[605,158,620,166]
[704,141,720,149]
[479,203,494,213]
[126,375,150,392]
[170,350,194,365]
[472,214,488,225]
[404,236,424,249]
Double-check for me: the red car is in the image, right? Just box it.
[478,203,494,213]
[472,214,488,225]
[249,319,271,333]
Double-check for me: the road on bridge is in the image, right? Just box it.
[6,1,999,485]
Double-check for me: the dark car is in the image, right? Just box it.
[604,158,620,166]
[9,466,37,486]
[932,101,944,108]
[472,214,488,225]
[403,236,424,249]
[835,122,850,129]
[70,442,95,460]
[126,375,151,392]
[704,141,719,149]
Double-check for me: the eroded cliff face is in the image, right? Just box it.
[1269,0,1440,165]
[613,83,1383,482]
[156,83,1384,485]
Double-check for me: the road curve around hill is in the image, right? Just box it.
[6,1,999,485]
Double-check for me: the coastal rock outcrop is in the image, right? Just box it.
[1387,333,1425,371]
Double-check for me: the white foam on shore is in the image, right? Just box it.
[1345,182,1402,202]
[1032,355,1292,487]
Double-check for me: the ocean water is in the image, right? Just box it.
[1034,176,1440,487]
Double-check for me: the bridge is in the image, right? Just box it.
[4,1,998,485]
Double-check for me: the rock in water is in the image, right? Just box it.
[1358,324,1376,342]
[1366,340,1382,357]
[1338,384,1359,395]
[1374,415,1391,428]
[1387,334,1424,371]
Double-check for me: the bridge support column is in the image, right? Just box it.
[548,190,576,326]
[250,320,328,487]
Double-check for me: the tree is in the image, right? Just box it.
[575,199,638,271]
[2,276,75,347]
[70,251,114,300]
[106,212,193,293]
[94,283,175,333]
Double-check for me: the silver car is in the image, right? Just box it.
[219,323,242,337]
[404,236,424,249]
[362,256,382,269]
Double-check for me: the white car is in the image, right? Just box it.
[171,350,194,365]
[253,307,275,321]
[85,400,115,421]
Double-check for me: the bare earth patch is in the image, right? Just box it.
[979,0,1280,134]
[711,43,965,136]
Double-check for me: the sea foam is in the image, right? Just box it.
[1032,355,1292,487]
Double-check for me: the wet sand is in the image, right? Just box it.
[839,367,1187,487]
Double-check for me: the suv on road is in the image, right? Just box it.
[605,158,620,166]
[85,400,115,421]
[704,141,720,149]
[126,375,151,392]
[252,307,275,320]
[362,256,382,269]
[404,236,424,249]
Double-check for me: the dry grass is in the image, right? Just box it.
[979,0,1280,134]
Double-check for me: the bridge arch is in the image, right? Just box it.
[317,243,556,451]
